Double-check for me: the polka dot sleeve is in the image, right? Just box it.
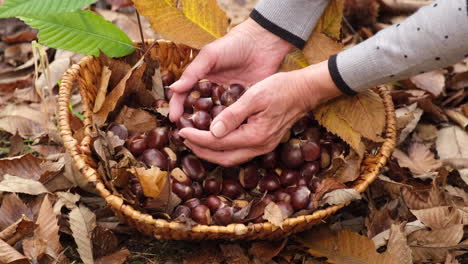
[329,0,468,95]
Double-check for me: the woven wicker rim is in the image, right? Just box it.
[57,40,397,240]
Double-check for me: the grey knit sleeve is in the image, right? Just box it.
[329,0,468,95]
[250,0,330,49]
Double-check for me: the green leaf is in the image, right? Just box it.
[20,10,136,57]
[0,0,97,18]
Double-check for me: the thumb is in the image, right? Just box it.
[210,93,256,138]
[170,48,215,93]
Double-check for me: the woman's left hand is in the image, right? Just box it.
[178,61,342,166]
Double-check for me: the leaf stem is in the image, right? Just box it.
[136,10,146,53]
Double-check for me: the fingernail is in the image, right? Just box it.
[211,121,226,137]
[184,140,193,149]
[169,80,182,89]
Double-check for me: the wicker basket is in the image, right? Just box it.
[58,40,397,240]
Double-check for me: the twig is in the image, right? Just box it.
[136,10,146,52]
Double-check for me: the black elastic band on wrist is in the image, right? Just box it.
[250,9,306,49]
[328,54,357,96]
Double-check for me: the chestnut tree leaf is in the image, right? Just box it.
[0,215,35,246]
[69,204,97,264]
[410,206,464,230]
[127,167,168,198]
[114,106,157,134]
[0,154,48,181]
[263,202,286,228]
[0,238,28,264]
[0,0,97,18]
[95,249,130,264]
[320,188,361,206]
[133,0,228,49]
[34,195,61,258]
[410,69,445,97]
[0,174,48,195]
[386,224,413,264]
[392,143,442,180]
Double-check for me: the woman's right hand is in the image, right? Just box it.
[168,18,293,122]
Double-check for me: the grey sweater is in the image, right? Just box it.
[251,0,468,95]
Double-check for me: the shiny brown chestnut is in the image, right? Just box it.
[142,149,168,169]
[191,182,203,198]
[183,198,201,209]
[300,161,320,180]
[183,90,201,113]
[280,169,299,187]
[203,178,221,195]
[277,201,294,217]
[258,171,281,192]
[192,204,211,225]
[261,151,279,170]
[128,134,147,156]
[161,71,176,86]
[211,85,225,105]
[221,179,243,199]
[290,186,311,210]
[177,114,195,129]
[163,147,177,170]
[211,105,226,118]
[181,155,206,181]
[281,139,304,169]
[146,127,169,149]
[205,195,224,213]
[239,164,260,189]
[274,189,292,203]
[171,205,191,219]
[196,80,213,97]
[194,97,214,112]
[172,181,194,200]
[213,207,234,225]
[192,110,212,130]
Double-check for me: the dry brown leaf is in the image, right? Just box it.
[410,70,446,97]
[95,249,130,264]
[93,56,145,127]
[217,0,257,26]
[248,239,287,263]
[133,0,228,49]
[417,97,448,122]
[98,52,132,90]
[0,215,35,246]
[22,236,47,263]
[436,126,468,181]
[0,174,48,195]
[366,202,396,239]
[410,206,464,229]
[444,109,468,130]
[92,226,119,258]
[219,243,250,264]
[263,202,286,228]
[114,106,157,134]
[395,103,423,143]
[8,133,24,157]
[320,188,361,206]
[445,185,468,205]
[69,204,97,264]
[279,48,309,72]
[127,167,168,198]
[53,192,80,215]
[0,238,29,264]
[313,178,346,204]
[314,0,344,39]
[93,66,112,113]
[35,195,61,259]
[386,223,412,264]
[413,123,438,142]
[0,193,31,230]
[303,32,343,64]
[392,143,442,180]
[0,103,56,139]
[0,153,48,181]
[297,227,398,264]
[372,220,426,249]
[334,150,362,182]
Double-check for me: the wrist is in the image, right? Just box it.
[295,61,343,111]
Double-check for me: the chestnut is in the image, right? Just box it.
[221,179,243,199]
[142,149,168,169]
[128,134,147,156]
[211,105,226,118]
[169,129,184,148]
[280,169,299,187]
[162,71,176,86]
[146,127,169,149]
[300,161,320,180]
[320,132,335,145]
[259,171,281,192]
[292,117,309,136]
[274,189,291,203]
[170,168,191,185]
[203,178,221,195]
[213,207,234,225]
[165,87,174,101]
[108,124,128,140]
[192,182,203,198]
[277,201,294,218]
[172,205,191,219]
[163,147,177,170]
[194,97,214,112]
[281,139,304,169]
[261,151,279,170]
[196,80,212,97]
[239,164,260,189]
[192,110,212,130]
[184,198,202,209]
[181,155,206,181]
[308,176,322,192]
[205,195,224,213]
[320,147,331,168]
[183,90,201,112]
[220,84,245,106]
[192,204,211,225]
[172,181,194,200]
[290,186,311,210]
[302,127,321,143]
[296,176,308,186]
[177,114,195,129]
[211,85,225,105]
[301,141,321,162]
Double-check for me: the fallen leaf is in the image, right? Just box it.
[413,123,438,142]
[127,167,168,198]
[303,32,343,64]
[386,223,413,264]
[217,0,257,26]
[69,204,97,264]
[53,191,80,215]
[395,103,423,144]
[263,202,286,228]
[93,66,112,113]
[0,215,35,246]
[436,126,468,182]
[0,238,28,264]
[114,106,157,134]
[279,48,309,72]
[0,193,31,230]
[410,70,446,97]
[219,243,249,264]
[92,226,119,258]
[444,108,468,130]
[372,220,426,249]
[417,97,448,122]
[0,174,48,195]
[410,206,464,229]
[320,188,361,206]
[34,195,61,259]
[95,249,130,264]
[8,133,24,157]
[313,178,346,204]
[0,154,48,181]
[0,103,56,139]
[297,227,398,264]
[366,201,398,239]
[334,150,362,182]
[22,236,47,263]
[248,239,287,263]
[392,143,441,180]
[313,0,344,39]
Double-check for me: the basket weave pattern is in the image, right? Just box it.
[58,40,397,240]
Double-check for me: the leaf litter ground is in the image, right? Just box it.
[0,0,467,263]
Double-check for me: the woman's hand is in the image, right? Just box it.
[168,18,293,122]
[178,61,342,166]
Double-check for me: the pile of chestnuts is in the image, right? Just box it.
[105,70,349,226]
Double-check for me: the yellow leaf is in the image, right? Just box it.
[133,0,228,49]
[127,167,168,198]
[303,32,343,65]
[313,0,344,39]
[297,227,399,264]
[279,48,308,72]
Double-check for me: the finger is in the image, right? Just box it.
[209,92,257,138]
[179,122,264,151]
[184,140,261,167]
[169,48,216,93]
[169,92,188,122]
